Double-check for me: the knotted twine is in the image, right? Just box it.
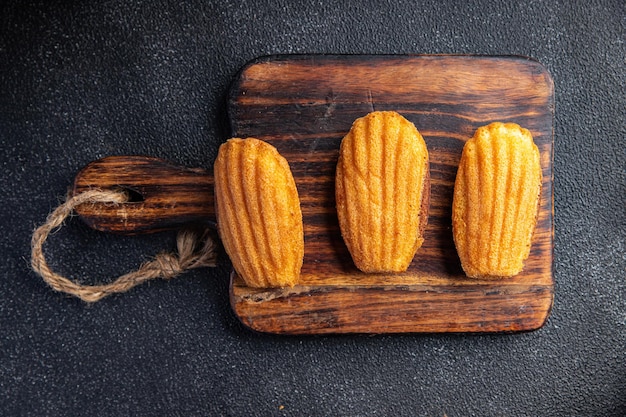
[31,189,217,302]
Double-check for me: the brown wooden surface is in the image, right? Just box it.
[73,155,215,234]
[72,55,554,334]
[228,54,554,334]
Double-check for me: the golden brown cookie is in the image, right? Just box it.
[335,111,430,273]
[452,122,542,279]
[214,138,304,288]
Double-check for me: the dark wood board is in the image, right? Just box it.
[227,54,554,334]
[72,54,554,334]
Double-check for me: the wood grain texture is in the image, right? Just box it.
[228,54,554,334]
[73,155,214,234]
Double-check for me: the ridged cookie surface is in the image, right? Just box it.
[336,111,430,273]
[214,138,304,288]
[452,122,542,279]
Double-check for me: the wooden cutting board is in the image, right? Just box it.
[74,54,554,334]
[227,55,554,334]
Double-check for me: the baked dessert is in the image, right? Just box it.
[452,122,542,279]
[214,138,304,288]
[335,111,430,273]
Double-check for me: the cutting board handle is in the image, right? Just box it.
[73,156,215,234]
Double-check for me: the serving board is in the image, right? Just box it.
[74,54,554,334]
[227,55,554,334]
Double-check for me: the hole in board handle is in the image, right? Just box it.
[114,186,145,203]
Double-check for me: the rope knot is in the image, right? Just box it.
[154,253,182,280]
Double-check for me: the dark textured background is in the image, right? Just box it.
[1,1,624,416]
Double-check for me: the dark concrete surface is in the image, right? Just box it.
[1,1,624,416]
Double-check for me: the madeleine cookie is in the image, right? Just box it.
[336,111,430,273]
[452,122,542,279]
[214,138,304,288]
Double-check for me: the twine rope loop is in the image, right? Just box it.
[31,189,217,302]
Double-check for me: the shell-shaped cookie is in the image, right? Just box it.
[452,122,542,279]
[336,111,430,273]
[214,138,304,288]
